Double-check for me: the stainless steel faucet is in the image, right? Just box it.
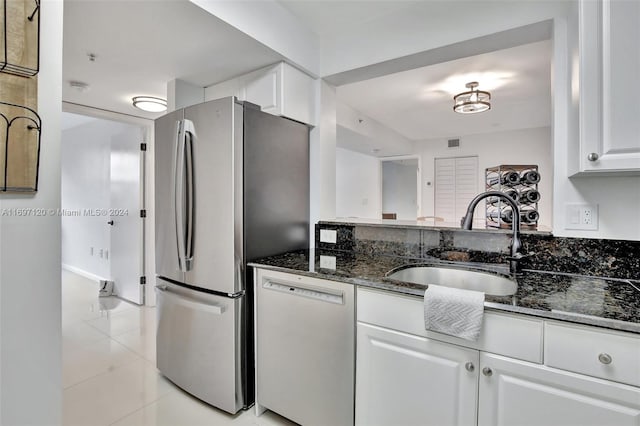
[461,191,525,274]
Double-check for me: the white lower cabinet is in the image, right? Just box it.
[479,352,640,426]
[356,322,479,426]
[356,288,640,426]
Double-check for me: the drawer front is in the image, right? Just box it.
[357,287,543,363]
[544,322,640,387]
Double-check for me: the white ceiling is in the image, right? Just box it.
[278,1,422,37]
[336,40,552,146]
[63,0,284,118]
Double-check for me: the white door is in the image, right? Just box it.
[478,352,640,426]
[356,322,479,426]
[110,126,145,304]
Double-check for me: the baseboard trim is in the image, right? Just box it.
[61,264,108,283]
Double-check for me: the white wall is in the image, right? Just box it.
[414,127,553,229]
[0,0,63,423]
[336,148,380,219]
[167,78,204,112]
[310,81,337,238]
[61,118,138,280]
[382,161,417,220]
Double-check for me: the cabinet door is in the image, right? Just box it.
[244,64,281,116]
[356,322,479,426]
[578,0,640,173]
[478,352,640,426]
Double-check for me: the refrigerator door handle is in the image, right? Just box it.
[156,285,225,315]
[174,119,190,272]
[183,119,195,266]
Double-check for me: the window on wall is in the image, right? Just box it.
[434,156,479,223]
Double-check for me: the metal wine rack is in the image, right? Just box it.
[485,164,540,230]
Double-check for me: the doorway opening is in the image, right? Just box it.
[380,155,421,220]
[61,104,152,305]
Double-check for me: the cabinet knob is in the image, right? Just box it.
[587,152,599,162]
[598,353,612,365]
[465,362,475,372]
[482,367,493,377]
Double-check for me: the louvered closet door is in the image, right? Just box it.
[434,156,478,223]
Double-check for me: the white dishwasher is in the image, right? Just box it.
[254,269,355,426]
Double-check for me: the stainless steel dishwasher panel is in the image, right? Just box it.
[156,281,245,414]
[256,272,355,426]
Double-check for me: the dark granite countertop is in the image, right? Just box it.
[249,249,640,334]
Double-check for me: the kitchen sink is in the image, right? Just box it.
[386,265,517,296]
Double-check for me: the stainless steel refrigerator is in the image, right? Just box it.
[154,97,309,414]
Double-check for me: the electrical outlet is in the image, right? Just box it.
[320,229,337,244]
[565,204,598,230]
[319,255,337,270]
[99,249,104,258]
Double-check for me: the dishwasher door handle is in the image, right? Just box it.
[263,280,344,305]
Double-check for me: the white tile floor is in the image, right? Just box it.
[62,270,296,426]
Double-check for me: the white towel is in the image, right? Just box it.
[424,285,485,341]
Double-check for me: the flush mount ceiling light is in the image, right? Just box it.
[453,81,491,114]
[132,96,167,113]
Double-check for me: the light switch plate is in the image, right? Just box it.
[319,229,337,244]
[319,255,337,270]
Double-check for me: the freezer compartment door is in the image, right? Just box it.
[154,108,185,283]
[156,281,245,413]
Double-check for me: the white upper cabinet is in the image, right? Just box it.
[573,0,640,174]
[205,62,316,126]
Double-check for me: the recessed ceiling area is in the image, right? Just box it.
[336,39,551,153]
[63,0,285,118]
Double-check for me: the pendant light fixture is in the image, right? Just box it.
[132,96,167,113]
[453,81,491,114]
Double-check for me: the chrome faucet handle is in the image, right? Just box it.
[506,253,529,275]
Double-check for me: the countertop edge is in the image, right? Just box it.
[249,262,640,335]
